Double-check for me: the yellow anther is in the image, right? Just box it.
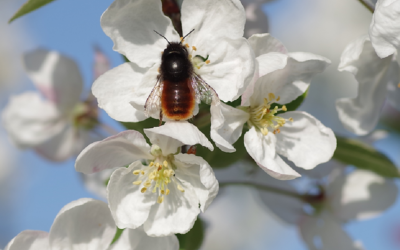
[166,189,170,195]
[177,184,185,192]
[149,162,154,167]
[276,96,281,101]
[161,190,165,195]
[197,66,201,70]
[289,117,294,122]
[268,93,276,101]
[149,172,156,180]
[282,105,287,112]
[133,170,141,175]
[185,43,189,48]
[141,187,147,193]
[163,160,168,167]
[205,60,210,64]
[180,37,184,42]
[144,180,152,188]
[133,180,142,185]
[192,46,197,51]
[141,171,145,175]
[157,196,164,204]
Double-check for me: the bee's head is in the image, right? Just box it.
[163,42,188,57]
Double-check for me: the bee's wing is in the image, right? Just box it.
[144,76,163,118]
[191,73,219,105]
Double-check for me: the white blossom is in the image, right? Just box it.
[75,122,218,236]
[93,0,255,122]
[336,36,400,135]
[211,33,336,180]
[4,198,178,250]
[2,49,101,161]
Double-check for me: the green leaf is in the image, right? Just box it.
[9,0,56,23]
[177,217,205,250]
[333,136,400,178]
[271,88,309,114]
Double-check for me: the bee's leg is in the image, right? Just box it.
[159,111,163,126]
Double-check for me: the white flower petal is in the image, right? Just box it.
[210,102,249,152]
[108,162,157,229]
[2,92,65,147]
[49,198,116,250]
[328,170,398,221]
[250,52,330,106]
[195,37,255,102]
[109,227,179,250]
[23,49,83,112]
[242,52,288,106]
[143,180,200,236]
[248,33,288,57]
[181,0,245,42]
[34,125,78,162]
[337,36,394,135]
[144,121,213,155]
[175,154,219,212]
[386,62,400,109]
[101,0,179,68]
[275,111,336,170]
[370,0,400,58]
[4,231,49,250]
[75,130,152,174]
[81,167,117,200]
[299,213,363,250]
[92,62,149,122]
[129,64,160,119]
[244,127,300,180]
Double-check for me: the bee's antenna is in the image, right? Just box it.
[180,29,195,44]
[153,30,171,45]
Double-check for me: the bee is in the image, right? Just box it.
[145,29,218,124]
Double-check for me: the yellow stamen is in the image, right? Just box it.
[185,43,189,48]
[133,170,141,175]
[192,46,197,51]
[177,184,185,192]
[268,93,276,101]
[166,189,170,195]
[163,160,168,167]
[282,105,287,112]
[205,60,210,64]
[157,196,164,204]
[141,187,147,193]
[133,180,142,185]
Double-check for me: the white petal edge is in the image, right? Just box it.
[4,231,49,250]
[100,0,179,67]
[328,169,398,221]
[92,62,149,122]
[144,121,213,155]
[75,130,152,174]
[49,198,116,250]
[369,0,400,58]
[244,127,301,180]
[210,102,249,152]
[107,162,157,229]
[275,111,337,170]
[23,48,83,113]
[175,153,219,212]
[337,36,394,135]
[109,227,179,250]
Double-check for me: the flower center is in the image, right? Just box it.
[72,98,99,130]
[181,38,210,70]
[132,158,185,204]
[247,93,293,135]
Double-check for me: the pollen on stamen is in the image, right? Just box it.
[192,46,197,51]
[157,196,164,204]
[141,187,147,193]
[133,170,141,175]
[165,189,170,195]
[177,184,185,192]
[205,60,210,64]
[185,43,189,48]
[281,105,287,112]
[133,180,142,185]
[289,117,294,122]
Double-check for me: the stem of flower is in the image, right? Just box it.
[357,0,374,13]
[219,181,305,200]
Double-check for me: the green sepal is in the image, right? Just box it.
[333,136,400,178]
[110,228,124,245]
[9,0,56,23]
[271,88,309,114]
[177,217,205,250]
